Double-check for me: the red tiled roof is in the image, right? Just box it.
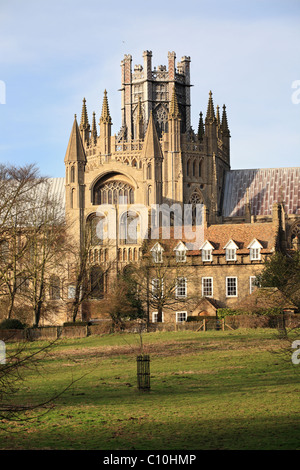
[148,222,277,254]
[203,222,276,253]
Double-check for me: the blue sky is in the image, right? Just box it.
[0,0,299,177]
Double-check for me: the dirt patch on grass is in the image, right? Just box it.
[49,336,280,361]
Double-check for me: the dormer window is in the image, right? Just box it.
[250,248,260,260]
[248,239,263,261]
[202,250,212,261]
[226,249,236,261]
[150,242,164,263]
[224,240,238,261]
[174,241,187,262]
[200,241,214,262]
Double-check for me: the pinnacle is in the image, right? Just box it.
[80,97,90,130]
[169,86,181,120]
[100,89,112,124]
[198,112,204,141]
[205,90,216,122]
[91,111,97,143]
[221,104,230,135]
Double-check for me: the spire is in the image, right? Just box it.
[79,97,90,143]
[80,97,89,130]
[197,112,204,142]
[141,111,163,160]
[64,115,87,163]
[221,104,230,136]
[169,86,181,120]
[205,90,216,123]
[100,89,112,124]
[91,111,97,144]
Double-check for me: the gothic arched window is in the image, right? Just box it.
[188,190,204,226]
[199,160,202,178]
[147,163,152,180]
[93,180,134,205]
[86,215,104,246]
[120,211,139,244]
[70,166,75,183]
[186,160,190,176]
[153,105,168,138]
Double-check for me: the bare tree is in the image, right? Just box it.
[0,164,69,327]
[112,238,200,325]
[20,181,67,327]
[66,217,117,323]
[0,164,46,321]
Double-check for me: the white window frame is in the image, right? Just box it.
[202,277,213,297]
[174,241,187,263]
[249,276,257,294]
[226,277,238,297]
[226,248,236,261]
[68,285,76,299]
[176,250,186,263]
[153,250,163,263]
[250,247,261,261]
[151,278,163,298]
[152,311,164,323]
[151,242,164,263]
[200,240,214,262]
[202,249,212,262]
[176,277,187,298]
[224,240,238,261]
[248,239,263,261]
[176,311,187,323]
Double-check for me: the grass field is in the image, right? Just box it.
[1,328,300,450]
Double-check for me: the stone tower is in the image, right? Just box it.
[120,51,191,141]
[64,51,231,273]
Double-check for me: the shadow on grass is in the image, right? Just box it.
[1,408,300,450]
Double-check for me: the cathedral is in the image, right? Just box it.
[60,51,300,323]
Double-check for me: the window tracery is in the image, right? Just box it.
[93,180,134,205]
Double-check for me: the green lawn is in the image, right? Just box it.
[1,328,300,450]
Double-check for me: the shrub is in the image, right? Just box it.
[0,318,25,329]
[217,307,283,318]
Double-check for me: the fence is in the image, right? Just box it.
[1,314,300,343]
